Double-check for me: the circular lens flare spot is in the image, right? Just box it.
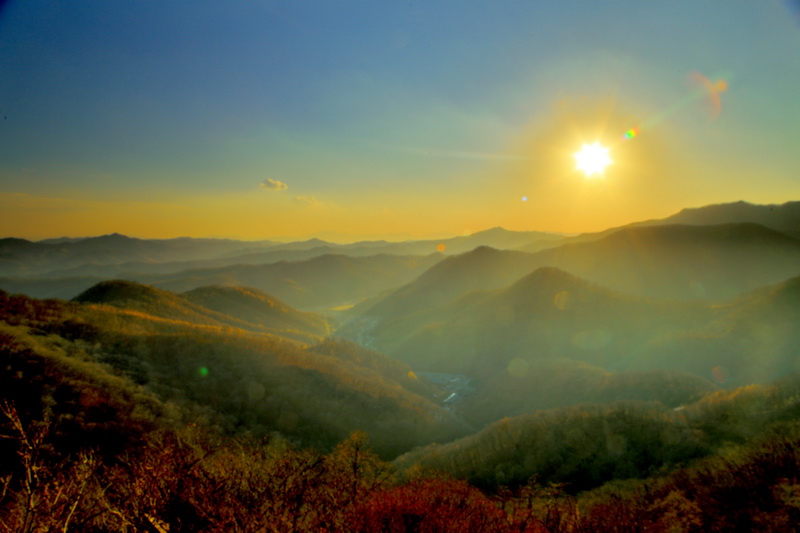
[574,142,612,177]
[623,128,639,140]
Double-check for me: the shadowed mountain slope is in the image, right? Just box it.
[655,200,800,237]
[350,264,800,391]
[365,223,800,324]
[354,267,714,376]
[527,223,800,301]
[358,247,539,319]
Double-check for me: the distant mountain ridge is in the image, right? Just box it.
[349,265,715,376]
[367,222,800,315]
[655,200,800,237]
[529,222,800,301]
[0,253,445,309]
[0,233,276,277]
[358,247,538,319]
[521,200,800,250]
[347,261,800,387]
[0,227,561,283]
[1,200,798,306]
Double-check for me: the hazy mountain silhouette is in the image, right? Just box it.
[138,253,443,310]
[641,273,800,384]
[23,247,341,279]
[654,200,800,237]
[356,247,539,319]
[375,223,800,319]
[135,228,561,275]
[527,223,800,301]
[436,227,564,254]
[0,228,561,280]
[0,233,275,277]
[0,275,106,300]
[518,200,800,251]
[353,266,714,376]
[0,253,444,309]
[349,261,800,396]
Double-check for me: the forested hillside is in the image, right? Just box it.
[3,285,800,530]
[1,202,800,530]
[0,286,469,458]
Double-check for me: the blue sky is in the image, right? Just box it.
[1,1,799,240]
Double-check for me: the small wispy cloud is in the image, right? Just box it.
[294,195,322,207]
[260,178,288,191]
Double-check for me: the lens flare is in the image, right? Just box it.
[622,128,639,140]
[690,71,728,118]
[711,365,728,384]
[554,290,570,310]
[619,71,730,140]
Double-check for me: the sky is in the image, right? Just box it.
[1,1,799,241]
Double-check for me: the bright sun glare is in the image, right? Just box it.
[574,142,612,178]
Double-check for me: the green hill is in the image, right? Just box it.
[1,288,470,458]
[395,376,800,494]
[182,285,330,336]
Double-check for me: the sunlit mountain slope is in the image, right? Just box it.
[1,287,469,457]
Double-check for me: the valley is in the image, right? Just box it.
[2,201,800,529]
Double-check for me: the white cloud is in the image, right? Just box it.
[293,195,323,207]
[260,178,288,191]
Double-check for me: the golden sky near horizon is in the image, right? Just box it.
[1,1,799,241]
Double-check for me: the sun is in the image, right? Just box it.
[574,142,612,177]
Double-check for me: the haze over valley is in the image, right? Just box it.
[2,200,800,528]
[2,0,800,529]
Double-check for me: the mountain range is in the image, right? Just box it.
[2,201,799,310]
[4,198,800,530]
[1,200,799,441]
